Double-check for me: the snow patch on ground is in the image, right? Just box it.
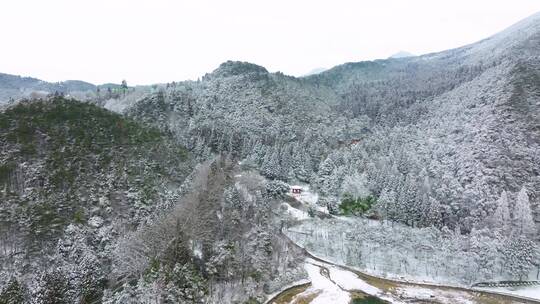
[288,184,328,214]
[303,258,395,303]
[303,262,350,304]
[282,203,309,220]
[396,286,474,304]
[88,216,104,228]
[298,187,319,206]
[478,286,540,301]
[328,266,380,295]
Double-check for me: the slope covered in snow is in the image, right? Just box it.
[2,11,540,304]
[123,12,540,236]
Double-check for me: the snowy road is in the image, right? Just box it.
[271,186,540,304]
[271,231,540,304]
[274,258,388,304]
[274,185,540,303]
[303,259,385,303]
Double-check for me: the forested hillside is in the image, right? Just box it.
[0,98,304,303]
[0,98,194,302]
[0,73,96,103]
[125,12,540,234]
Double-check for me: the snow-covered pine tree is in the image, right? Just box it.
[504,236,537,281]
[260,147,281,180]
[425,196,443,228]
[341,171,370,198]
[394,178,411,225]
[33,270,71,304]
[512,187,536,237]
[491,190,511,235]
[244,141,264,167]
[163,263,207,303]
[224,186,244,210]
[375,188,397,223]
[279,144,295,180]
[316,156,335,196]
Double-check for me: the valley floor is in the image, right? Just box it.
[269,254,536,304]
[272,186,540,303]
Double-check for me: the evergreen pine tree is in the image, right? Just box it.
[33,271,70,304]
[504,236,537,281]
[492,190,511,234]
[0,278,25,304]
[513,187,535,236]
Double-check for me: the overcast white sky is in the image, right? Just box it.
[1,0,539,85]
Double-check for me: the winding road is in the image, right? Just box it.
[270,227,540,303]
[269,186,540,303]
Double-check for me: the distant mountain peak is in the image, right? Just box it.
[388,51,415,59]
[465,11,540,58]
[303,67,327,76]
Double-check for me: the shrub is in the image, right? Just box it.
[0,279,26,304]
[339,194,377,216]
[33,271,70,304]
[73,210,86,224]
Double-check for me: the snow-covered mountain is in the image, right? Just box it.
[1,11,540,304]
[126,11,540,232]
[0,73,96,103]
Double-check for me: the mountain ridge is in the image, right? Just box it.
[124,11,540,231]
